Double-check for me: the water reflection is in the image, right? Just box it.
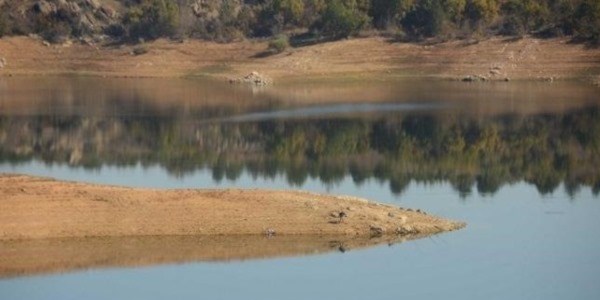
[0,234,419,278]
[0,77,599,198]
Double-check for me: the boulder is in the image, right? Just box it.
[462,74,487,82]
[85,0,101,10]
[33,1,57,16]
[0,57,6,69]
[396,225,417,235]
[229,71,272,86]
[369,224,385,236]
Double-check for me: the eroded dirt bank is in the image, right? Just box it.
[0,174,464,240]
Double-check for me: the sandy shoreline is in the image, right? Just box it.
[1,36,598,83]
[0,174,464,240]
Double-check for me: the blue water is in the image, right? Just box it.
[1,77,600,299]
[1,162,599,300]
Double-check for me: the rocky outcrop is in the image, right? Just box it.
[462,74,488,82]
[229,71,272,86]
[3,0,119,43]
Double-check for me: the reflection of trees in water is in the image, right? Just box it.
[1,107,600,197]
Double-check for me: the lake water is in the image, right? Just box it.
[1,77,599,299]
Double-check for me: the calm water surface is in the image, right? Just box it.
[1,77,599,299]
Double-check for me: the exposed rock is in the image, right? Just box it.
[0,57,6,69]
[540,76,555,82]
[229,71,272,86]
[33,1,57,16]
[85,0,101,10]
[398,215,407,224]
[461,74,487,82]
[489,69,501,75]
[42,41,51,47]
[99,5,116,19]
[329,211,347,224]
[396,225,418,235]
[264,228,276,237]
[369,224,385,236]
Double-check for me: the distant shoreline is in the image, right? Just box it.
[0,174,464,240]
[1,36,598,85]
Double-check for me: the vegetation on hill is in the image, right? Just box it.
[0,0,598,44]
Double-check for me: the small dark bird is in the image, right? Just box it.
[338,211,347,223]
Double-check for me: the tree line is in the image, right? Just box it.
[0,0,598,44]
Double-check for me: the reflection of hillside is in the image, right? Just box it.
[1,107,599,197]
[2,77,599,118]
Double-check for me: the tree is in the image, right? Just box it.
[275,0,306,25]
[317,0,370,39]
[573,0,600,44]
[401,0,447,38]
[370,0,415,29]
[464,0,498,32]
[500,0,548,36]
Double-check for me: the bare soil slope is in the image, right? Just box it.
[0,36,598,81]
[0,174,464,240]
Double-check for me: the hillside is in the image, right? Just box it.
[0,1,599,82]
[1,1,599,44]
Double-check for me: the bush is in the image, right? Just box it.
[132,45,149,56]
[464,0,499,30]
[318,0,369,39]
[401,0,446,39]
[0,7,7,37]
[34,16,72,43]
[124,0,179,40]
[573,0,600,44]
[268,34,289,53]
[500,0,547,36]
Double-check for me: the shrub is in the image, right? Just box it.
[318,0,369,39]
[105,24,127,38]
[124,0,179,40]
[464,0,499,30]
[573,0,600,44]
[268,34,289,53]
[500,0,548,36]
[132,45,149,56]
[36,18,72,43]
[401,0,446,39]
[0,7,7,37]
